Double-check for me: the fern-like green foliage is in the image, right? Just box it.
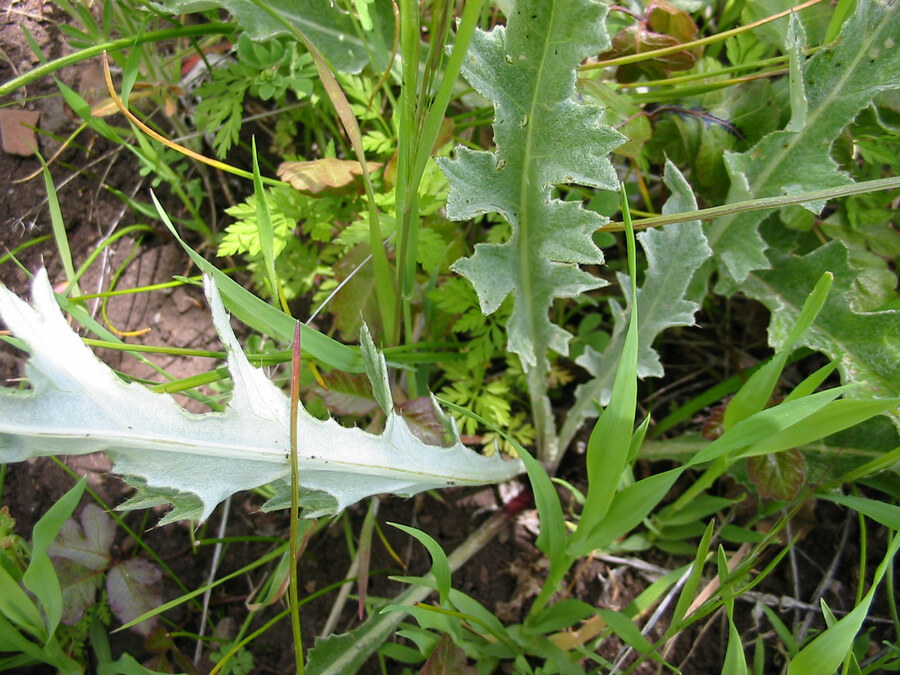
[193,64,254,159]
[438,0,624,459]
[192,36,316,158]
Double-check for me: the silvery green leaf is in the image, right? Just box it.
[438,0,623,370]
[437,0,623,460]
[738,240,900,429]
[0,271,522,523]
[560,162,711,451]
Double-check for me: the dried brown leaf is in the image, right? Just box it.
[277,158,382,195]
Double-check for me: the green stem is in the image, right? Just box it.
[602,175,900,232]
[394,0,421,345]
[581,0,827,71]
[289,322,305,675]
[0,23,236,96]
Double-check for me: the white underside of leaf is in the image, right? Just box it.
[0,271,522,522]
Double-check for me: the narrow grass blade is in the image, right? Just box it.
[820,494,900,530]
[669,520,715,630]
[571,186,639,552]
[739,398,900,459]
[251,137,284,310]
[569,468,681,557]
[788,532,900,674]
[724,272,832,429]
[0,566,46,642]
[390,524,451,606]
[596,609,675,670]
[40,166,80,298]
[783,359,838,402]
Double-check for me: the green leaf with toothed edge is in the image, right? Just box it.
[0,271,523,524]
[152,0,393,74]
[708,0,900,283]
[559,162,711,453]
[437,0,624,460]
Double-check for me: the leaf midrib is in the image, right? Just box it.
[518,3,558,364]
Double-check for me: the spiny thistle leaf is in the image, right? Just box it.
[709,0,900,282]
[0,271,522,524]
[438,0,624,371]
[560,162,711,451]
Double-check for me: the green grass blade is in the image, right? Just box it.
[40,166,80,298]
[724,272,832,429]
[688,386,852,467]
[739,398,900,459]
[783,359,838,402]
[250,137,283,309]
[23,478,86,638]
[390,524,451,606]
[569,468,681,558]
[820,494,900,530]
[788,532,900,675]
[0,567,45,642]
[597,608,675,670]
[571,186,639,551]
[669,520,715,630]
[0,24,236,97]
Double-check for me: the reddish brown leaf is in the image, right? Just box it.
[0,109,41,156]
[746,448,806,501]
[311,371,379,417]
[107,557,163,636]
[398,397,457,448]
[600,0,699,82]
[419,634,477,675]
[700,403,727,441]
[648,0,699,44]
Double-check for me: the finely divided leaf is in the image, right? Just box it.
[708,0,900,282]
[0,271,522,523]
[438,0,623,370]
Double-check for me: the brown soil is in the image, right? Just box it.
[1,3,896,675]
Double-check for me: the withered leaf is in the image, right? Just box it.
[277,158,382,195]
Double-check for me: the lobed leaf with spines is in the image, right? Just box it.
[0,272,522,524]
[709,1,900,283]
[437,0,624,460]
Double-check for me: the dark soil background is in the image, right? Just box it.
[1,2,896,674]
